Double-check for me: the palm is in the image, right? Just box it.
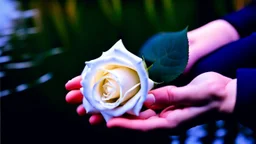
[107,72,232,131]
[65,72,232,131]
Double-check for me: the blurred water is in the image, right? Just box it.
[169,120,255,144]
[0,0,63,97]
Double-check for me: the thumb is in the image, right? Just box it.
[144,85,207,110]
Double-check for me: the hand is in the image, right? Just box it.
[65,76,104,125]
[185,19,239,73]
[107,72,237,131]
[65,76,157,124]
[65,75,158,124]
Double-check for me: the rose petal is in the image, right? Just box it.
[102,89,143,117]
[148,79,154,91]
[81,65,90,86]
[85,41,134,70]
[101,78,120,101]
[125,93,141,115]
[82,96,99,114]
[89,45,150,118]
[127,79,154,115]
[112,40,143,63]
[122,83,140,103]
[101,112,112,122]
[113,49,150,111]
[100,39,127,58]
[95,68,120,102]
[80,40,155,122]
[108,67,140,103]
[81,57,130,112]
[93,68,108,85]
[81,65,89,78]
[92,75,122,109]
[130,95,145,116]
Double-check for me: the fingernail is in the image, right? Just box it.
[145,94,155,106]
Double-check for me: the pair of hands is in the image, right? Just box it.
[65,72,236,131]
[65,19,238,131]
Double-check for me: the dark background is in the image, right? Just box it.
[1,0,255,144]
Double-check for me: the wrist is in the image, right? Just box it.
[219,79,237,115]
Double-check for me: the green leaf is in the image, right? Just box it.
[139,27,189,83]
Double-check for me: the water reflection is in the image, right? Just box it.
[169,120,255,143]
[0,0,63,97]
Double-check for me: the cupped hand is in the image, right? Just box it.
[65,75,157,124]
[106,72,237,131]
[65,75,158,124]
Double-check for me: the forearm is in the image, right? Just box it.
[188,19,239,60]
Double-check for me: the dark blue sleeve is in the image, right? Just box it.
[184,33,256,130]
[235,68,256,130]
[222,0,256,38]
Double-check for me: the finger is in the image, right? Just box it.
[66,90,83,104]
[144,86,176,110]
[89,114,104,125]
[144,85,209,109]
[160,104,216,127]
[125,109,157,119]
[107,117,169,131]
[65,76,82,90]
[76,104,86,116]
[137,109,156,119]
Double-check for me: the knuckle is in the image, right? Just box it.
[206,81,226,99]
[166,86,177,104]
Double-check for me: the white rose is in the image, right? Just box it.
[80,39,154,122]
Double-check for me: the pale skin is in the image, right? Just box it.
[65,19,239,131]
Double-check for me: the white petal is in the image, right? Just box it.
[102,89,142,117]
[101,112,112,122]
[112,40,142,64]
[113,39,126,50]
[148,78,154,91]
[108,67,140,103]
[100,39,126,58]
[125,94,141,116]
[98,39,138,69]
[81,65,89,81]
[132,61,149,109]
[95,52,149,117]
[92,75,121,109]
[125,79,154,115]
[81,39,151,119]
[122,83,140,103]
[101,79,120,101]
[81,56,134,112]
[131,96,145,116]
[82,97,99,113]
